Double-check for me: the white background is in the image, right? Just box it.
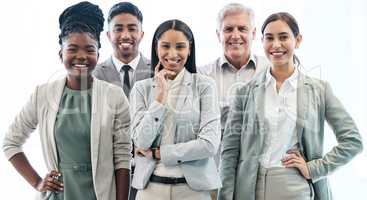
[0,0,366,199]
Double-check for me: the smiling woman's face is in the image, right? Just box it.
[157,29,190,74]
[262,19,301,68]
[60,32,99,81]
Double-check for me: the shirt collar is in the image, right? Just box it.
[265,67,299,89]
[219,53,257,71]
[112,53,141,72]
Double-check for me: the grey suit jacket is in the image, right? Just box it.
[3,77,132,200]
[93,54,152,97]
[129,69,222,191]
[218,70,363,200]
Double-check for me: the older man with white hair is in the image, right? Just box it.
[198,3,269,199]
[199,3,268,135]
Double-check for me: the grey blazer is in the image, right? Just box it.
[93,54,152,96]
[129,69,222,191]
[3,77,132,200]
[218,70,363,200]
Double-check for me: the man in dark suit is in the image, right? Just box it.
[93,2,152,200]
[94,2,152,98]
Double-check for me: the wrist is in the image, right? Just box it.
[33,177,42,191]
[152,147,160,160]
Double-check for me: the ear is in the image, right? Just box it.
[107,31,112,42]
[140,31,144,40]
[216,29,221,43]
[252,27,256,40]
[58,50,63,62]
[295,34,303,49]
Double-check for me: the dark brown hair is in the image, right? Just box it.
[261,12,299,37]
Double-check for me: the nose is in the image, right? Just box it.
[121,30,130,40]
[167,48,178,58]
[232,28,241,39]
[75,50,87,62]
[272,39,281,48]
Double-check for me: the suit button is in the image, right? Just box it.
[154,117,159,122]
[177,160,182,163]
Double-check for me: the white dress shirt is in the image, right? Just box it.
[112,53,141,87]
[198,55,269,129]
[153,69,185,177]
[261,67,299,168]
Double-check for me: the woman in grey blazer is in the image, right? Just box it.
[3,2,131,200]
[219,12,363,200]
[129,19,221,200]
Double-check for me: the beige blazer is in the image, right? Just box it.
[3,77,132,200]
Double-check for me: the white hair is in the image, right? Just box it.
[216,3,255,31]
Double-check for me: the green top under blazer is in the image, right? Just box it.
[3,77,131,200]
[218,70,363,200]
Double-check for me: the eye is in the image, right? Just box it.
[176,44,187,49]
[87,47,97,54]
[279,35,289,41]
[66,47,77,53]
[160,44,170,49]
[128,27,137,32]
[264,36,274,41]
[113,27,123,32]
[238,26,248,32]
[223,26,234,33]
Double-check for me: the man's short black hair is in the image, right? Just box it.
[107,2,143,24]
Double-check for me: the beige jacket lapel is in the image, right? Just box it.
[90,78,101,178]
[44,78,66,170]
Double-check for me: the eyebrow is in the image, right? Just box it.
[66,44,96,48]
[114,23,138,27]
[279,32,289,35]
[264,32,289,36]
[160,41,188,45]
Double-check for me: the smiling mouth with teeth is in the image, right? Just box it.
[73,64,88,68]
[119,42,133,48]
[271,51,286,56]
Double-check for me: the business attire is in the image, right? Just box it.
[94,54,152,200]
[94,54,152,98]
[198,55,268,132]
[3,77,132,200]
[198,55,269,199]
[130,69,222,200]
[218,69,363,200]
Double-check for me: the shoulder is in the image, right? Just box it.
[96,57,114,70]
[197,58,221,76]
[94,57,114,77]
[192,73,217,94]
[253,54,270,71]
[139,54,152,69]
[95,78,123,94]
[131,77,154,94]
[302,74,329,93]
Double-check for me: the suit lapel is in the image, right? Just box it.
[102,57,123,87]
[90,78,101,177]
[133,55,152,83]
[46,78,67,169]
[296,73,309,155]
[252,73,266,136]
[175,70,193,112]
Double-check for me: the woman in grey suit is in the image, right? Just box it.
[219,12,363,200]
[3,2,131,200]
[130,19,221,200]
